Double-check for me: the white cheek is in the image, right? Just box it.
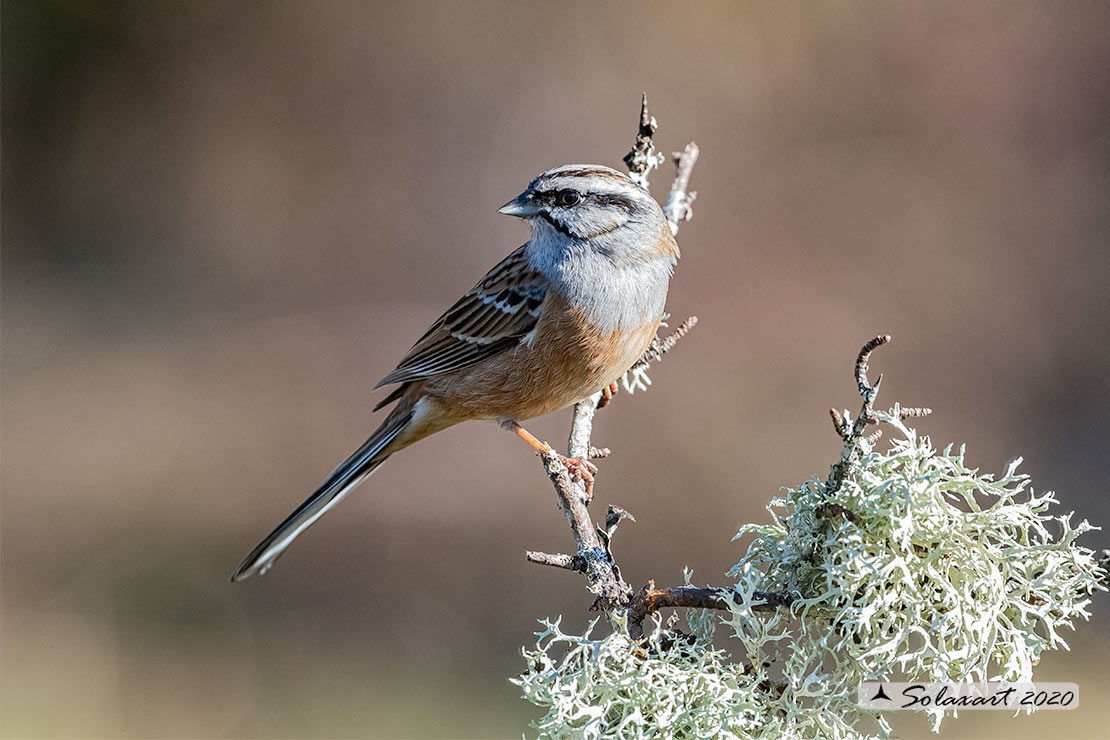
[576,210,624,237]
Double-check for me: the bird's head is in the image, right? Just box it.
[499,165,670,249]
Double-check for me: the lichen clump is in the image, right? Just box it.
[515,409,1103,739]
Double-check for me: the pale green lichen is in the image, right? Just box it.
[620,364,654,395]
[516,407,1104,739]
[515,613,766,740]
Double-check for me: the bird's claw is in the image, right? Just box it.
[559,455,597,502]
[597,381,620,409]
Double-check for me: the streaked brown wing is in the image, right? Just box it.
[374,246,547,388]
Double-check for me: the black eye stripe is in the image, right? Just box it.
[539,211,575,238]
[590,192,638,215]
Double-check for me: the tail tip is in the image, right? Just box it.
[229,557,270,583]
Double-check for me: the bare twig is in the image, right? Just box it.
[854,334,890,401]
[631,316,699,373]
[662,143,699,235]
[620,316,699,396]
[526,550,585,572]
[622,93,663,188]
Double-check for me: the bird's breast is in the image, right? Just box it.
[424,290,662,423]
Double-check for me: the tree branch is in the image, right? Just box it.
[536,446,633,607]
[567,391,603,461]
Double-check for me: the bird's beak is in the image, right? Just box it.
[498,191,541,218]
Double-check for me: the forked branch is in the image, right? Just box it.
[825,335,931,498]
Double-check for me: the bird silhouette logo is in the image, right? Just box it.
[871,684,892,702]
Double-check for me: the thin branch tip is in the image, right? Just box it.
[855,334,891,395]
[526,550,585,572]
[631,315,699,374]
[663,143,700,233]
[623,94,662,186]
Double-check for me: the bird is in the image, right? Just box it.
[231,164,680,581]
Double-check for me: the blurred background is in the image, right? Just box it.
[3,2,1109,738]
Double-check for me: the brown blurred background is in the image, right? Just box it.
[3,2,1108,738]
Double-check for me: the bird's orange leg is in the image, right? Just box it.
[503,420,597,500]
[506,420,552,455]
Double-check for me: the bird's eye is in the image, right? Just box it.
[556,189,581,207]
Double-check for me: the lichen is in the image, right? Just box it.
[516,407,1104,739]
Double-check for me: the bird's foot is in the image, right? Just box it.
[504,420,597,502]
[558,455,597,502]
[597,381,620,409]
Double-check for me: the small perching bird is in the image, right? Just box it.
[232,164,680,581]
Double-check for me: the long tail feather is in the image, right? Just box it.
[231,405,414,581]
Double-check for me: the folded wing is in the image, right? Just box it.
[375,246,547,388]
